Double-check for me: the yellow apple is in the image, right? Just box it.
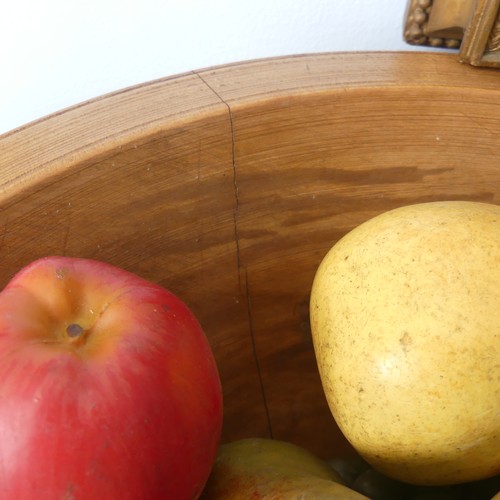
[201,437,368,499]
[310,201,500,485]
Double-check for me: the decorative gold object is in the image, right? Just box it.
[404,0,500,68]
[404,0,464,48]
[459,0,500,67]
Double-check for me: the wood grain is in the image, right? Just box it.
[1,52,499,459]
[0,73,271,443]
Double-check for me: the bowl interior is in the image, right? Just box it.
[0,52,499,459]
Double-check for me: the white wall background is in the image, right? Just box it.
[0,1,447,136]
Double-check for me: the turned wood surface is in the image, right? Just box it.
[0,52,499,459]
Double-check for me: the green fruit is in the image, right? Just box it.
[201,438,368,499]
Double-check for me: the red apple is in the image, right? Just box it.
[0,256,222,499]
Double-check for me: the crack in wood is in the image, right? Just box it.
[195,72,274,439]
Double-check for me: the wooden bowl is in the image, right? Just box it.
[0,52,499,460]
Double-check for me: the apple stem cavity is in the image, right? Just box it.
[66,323,85,339]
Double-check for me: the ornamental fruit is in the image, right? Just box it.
[0,256,222,499]
[201,437,368,499]
[310,201,500,485]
